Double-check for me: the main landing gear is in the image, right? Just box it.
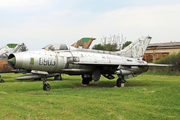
[82,74,92,85]
[116,75,127,87]
[0,74,4,83]
[0,79,4,83]
[43,76,51,91]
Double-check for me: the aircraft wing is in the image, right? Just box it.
[72,61,146,66]
[73,61,118,65]
[72,62,172,67]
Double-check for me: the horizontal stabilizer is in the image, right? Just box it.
[147,63,173,67]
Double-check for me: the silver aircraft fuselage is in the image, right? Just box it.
[8,49,148,75]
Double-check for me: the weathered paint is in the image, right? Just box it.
[0,60,15,72]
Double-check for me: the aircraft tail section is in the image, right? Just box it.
[71,38,96,49]
[12,43,27,53]
[119,36,151,59]
[0,43,27,56]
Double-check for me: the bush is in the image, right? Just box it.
[149,52,180,74]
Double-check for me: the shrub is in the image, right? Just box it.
[149,52,180,74]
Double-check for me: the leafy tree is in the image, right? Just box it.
[92,44,105,50]
[123,41,132,49]
[105,43,119,51]
[92,41,132,51]
[92,43,119,51]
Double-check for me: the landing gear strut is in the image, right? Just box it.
[54,73,62,80]
[43,76,51,91]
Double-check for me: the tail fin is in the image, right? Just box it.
[12,43,27,53]
[71,38,96,49]
[119,36,151,59]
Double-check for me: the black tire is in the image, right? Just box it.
[82,78,90,85]
[116,78,121,87]
[0,79,4,83]
[43,83,51,91]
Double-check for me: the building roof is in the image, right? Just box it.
[148,42,180,47]
[147,42,180,50]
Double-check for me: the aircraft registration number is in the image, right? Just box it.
[39,58,56,66]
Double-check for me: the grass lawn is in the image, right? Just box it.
[0,72,180,120]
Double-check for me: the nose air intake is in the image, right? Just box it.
[8,54,16,68]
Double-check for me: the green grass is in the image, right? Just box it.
[0,73,180,120]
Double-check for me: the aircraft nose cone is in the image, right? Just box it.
[8,57,16,64]
[8,57,16,67]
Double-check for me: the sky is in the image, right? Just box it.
[0,0,180,50]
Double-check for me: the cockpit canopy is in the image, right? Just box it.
[42,44,69,51]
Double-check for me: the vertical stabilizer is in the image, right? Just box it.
[120,36,151,59]
[71,38,96,49]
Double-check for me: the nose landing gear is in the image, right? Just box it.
[43,76,51,91]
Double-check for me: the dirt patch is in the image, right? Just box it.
[142,89,147,91]
[117,115,124,120]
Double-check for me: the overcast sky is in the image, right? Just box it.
[0,0,180,50]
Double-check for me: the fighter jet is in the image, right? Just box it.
[8,36,170,90]
[0,43,27,82]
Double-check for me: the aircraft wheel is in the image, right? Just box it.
[116,78,122,87]
[82,78,90,85]
[43,83,51,91]
[0,79,4,83]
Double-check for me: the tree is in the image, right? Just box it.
[123,41,132,49]
[92,43,119,51]
[92,41,132,51]
[92,34,132,51]
[92,44,105,51]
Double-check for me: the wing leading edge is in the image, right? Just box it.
[72,62,172,67]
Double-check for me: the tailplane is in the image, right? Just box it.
[119,36,151,59]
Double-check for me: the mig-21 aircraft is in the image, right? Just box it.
[8,36,170,90]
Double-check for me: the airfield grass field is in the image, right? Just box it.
[0,72,180,120]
